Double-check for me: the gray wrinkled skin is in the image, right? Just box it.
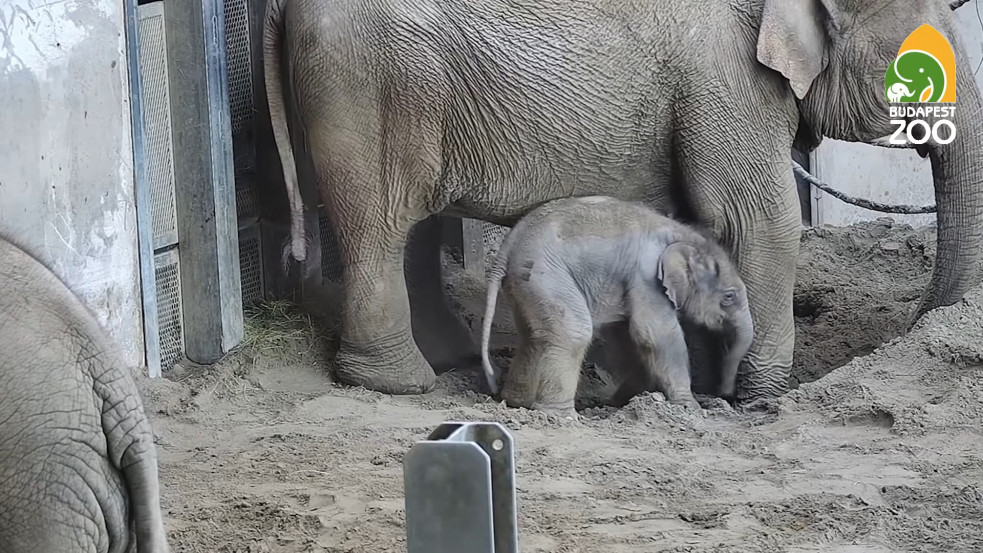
[0,237,170,553]
[479,196,753,418]
[263,0,983,402]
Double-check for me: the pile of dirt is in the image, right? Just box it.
[138,218,983,552]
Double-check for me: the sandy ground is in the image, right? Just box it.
[138,218,983,552]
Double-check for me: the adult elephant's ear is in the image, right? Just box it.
[756,0,832,100]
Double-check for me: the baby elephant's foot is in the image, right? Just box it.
[532,401,578,420]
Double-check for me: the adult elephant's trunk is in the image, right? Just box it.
[910,59,983,327]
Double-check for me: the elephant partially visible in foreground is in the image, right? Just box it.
[263,0,983,402]
[0,236,170,552]
[479,196,753,417]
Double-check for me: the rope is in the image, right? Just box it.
[791,160,937,214]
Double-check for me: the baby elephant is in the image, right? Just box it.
[480,196,753,417]
[0,236,170,552]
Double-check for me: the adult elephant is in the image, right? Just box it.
[0,236,170,552]
[263,0,983,401]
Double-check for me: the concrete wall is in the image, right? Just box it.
[0,0,144,367]
[809,6,983,228]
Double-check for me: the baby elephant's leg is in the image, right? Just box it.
[500,277,593,419]
[626,287,700,409]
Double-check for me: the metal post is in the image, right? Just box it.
[441,216,485,277]
[404,422,519,553]
[164,0,244,362]
[124,0,162,377]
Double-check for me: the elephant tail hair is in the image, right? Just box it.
[263,0,306,262]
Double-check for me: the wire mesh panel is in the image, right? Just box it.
[154,248,185,371]
[235,182,259,222]
[223,0,254,138]
[234,163,260,222]
[138,1,185,373]
[224,0,265,302]
[137,2,179,251]
[197,0,265,309]
[319,211,343,282]
[238,224,264,306]
[480,221,510,273]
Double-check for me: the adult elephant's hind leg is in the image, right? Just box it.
[314,96,442,395]
[501,277,593,418]
[329,203,435,394]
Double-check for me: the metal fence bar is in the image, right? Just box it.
[164,0,244,361]
[126,0,162,377]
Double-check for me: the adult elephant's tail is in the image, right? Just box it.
[115,399,171,553]
[263,0,306,262]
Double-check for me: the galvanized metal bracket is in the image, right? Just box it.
[404,421,519,553]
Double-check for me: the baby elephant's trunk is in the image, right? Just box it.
[719,306,755,398]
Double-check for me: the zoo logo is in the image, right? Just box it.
[884,24,956,103]
[884,24,958,146]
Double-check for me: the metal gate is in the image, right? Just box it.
[132,0,244,376]
[135,1,185,374]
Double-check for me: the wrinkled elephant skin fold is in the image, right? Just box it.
[0,236,170,553]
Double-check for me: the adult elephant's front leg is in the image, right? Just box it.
[688,158,801,403]
[733,221,799,403]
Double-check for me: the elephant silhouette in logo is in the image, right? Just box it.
[887,81,915,102]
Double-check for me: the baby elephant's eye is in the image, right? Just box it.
[721,290,738,306]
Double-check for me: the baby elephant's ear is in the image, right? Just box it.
[657,242,700,310]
